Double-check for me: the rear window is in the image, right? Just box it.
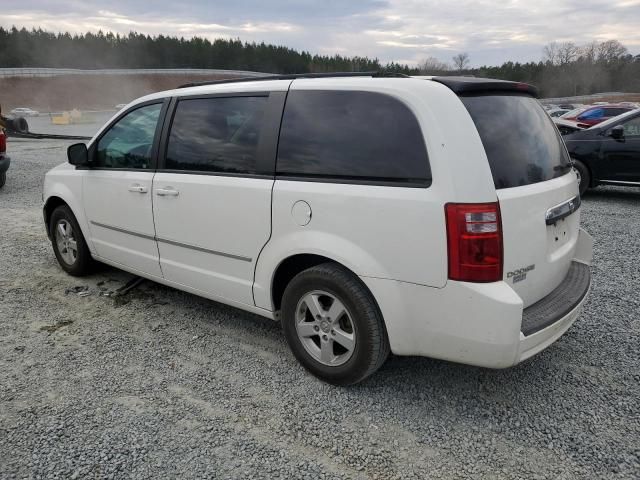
[461,95,571,189]
[277,90,430,186]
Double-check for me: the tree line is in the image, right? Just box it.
[420,40,640,97]
[0,27,390,74]
[1,27,639,97]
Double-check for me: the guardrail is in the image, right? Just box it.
[0,68,271,78]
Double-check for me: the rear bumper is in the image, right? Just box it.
[361,228,593,368]
[517,283,589,362]
[0,155,10,173]
[520,261,590,336]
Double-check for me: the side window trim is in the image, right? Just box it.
[87,98,170,172]
[275,174,432,188]
[157,91,287,178]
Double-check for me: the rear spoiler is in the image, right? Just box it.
[431,76,539,98]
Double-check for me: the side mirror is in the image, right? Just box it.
[67,143,89,166]
[610,125,624,140]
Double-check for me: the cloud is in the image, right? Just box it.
[0,0,638,66]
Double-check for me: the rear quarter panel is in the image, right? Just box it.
[252,180,448,311]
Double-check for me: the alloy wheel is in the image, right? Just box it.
[55,219,78,265]
[295,290,356,366]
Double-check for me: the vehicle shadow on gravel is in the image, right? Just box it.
[583,186,640,203]
[85,264,586,408]
[371,351,553,391]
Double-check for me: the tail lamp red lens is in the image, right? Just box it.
[445,202,503,282]
[0,131,6,153]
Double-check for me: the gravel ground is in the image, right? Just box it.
[1,139,639,479]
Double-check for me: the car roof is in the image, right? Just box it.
[134,73,539,104]
[584,104,631,109]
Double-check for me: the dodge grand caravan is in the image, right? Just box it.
[43,74,593,385]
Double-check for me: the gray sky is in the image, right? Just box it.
[1,0,639,67]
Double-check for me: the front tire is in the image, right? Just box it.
[49,205,93,276]
[281,263,390,385]
[572,159,590,197]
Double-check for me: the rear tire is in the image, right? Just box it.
[572,159,590,197]
[49,205,93,276]
[0,171,5,188]
[281,263,390,385]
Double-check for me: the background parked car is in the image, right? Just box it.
[10,107,39,117]
[548,108,572,118]
[554,118,587,136]
[0,104,19,188]
[0,126,8,188]
[565,105,633,128]
[560,107,589,119]
[564,109,640,195]
[559,103,582,110]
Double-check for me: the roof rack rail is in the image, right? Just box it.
[178,71,406,88]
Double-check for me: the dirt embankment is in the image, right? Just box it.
[592,94,640,103]
[0,73,241,112]
[542,93,640,106]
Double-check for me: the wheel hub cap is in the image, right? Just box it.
[54,219,78,265]
[295,290,356,367]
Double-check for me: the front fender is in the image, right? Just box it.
[43,168,94,253]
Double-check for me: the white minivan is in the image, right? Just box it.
[44,74,593,385]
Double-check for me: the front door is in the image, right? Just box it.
[152,92,284,306]
[83,101,166,277]
[601,114,640,183]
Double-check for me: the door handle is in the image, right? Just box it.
[128,184,148,193]
[156,187,179,197]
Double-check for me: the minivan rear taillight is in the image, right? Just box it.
[445,202,503,282]
[0,131,6,154]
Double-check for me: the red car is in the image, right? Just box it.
[0,105,29,188]
[0,127,8,188]
[564,104,634,128]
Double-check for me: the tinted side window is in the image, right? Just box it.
[607,108,630,117]
[277,90,430,184]
[95,103,162,169]
[166,96,267,174]
[622,116,640,137]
